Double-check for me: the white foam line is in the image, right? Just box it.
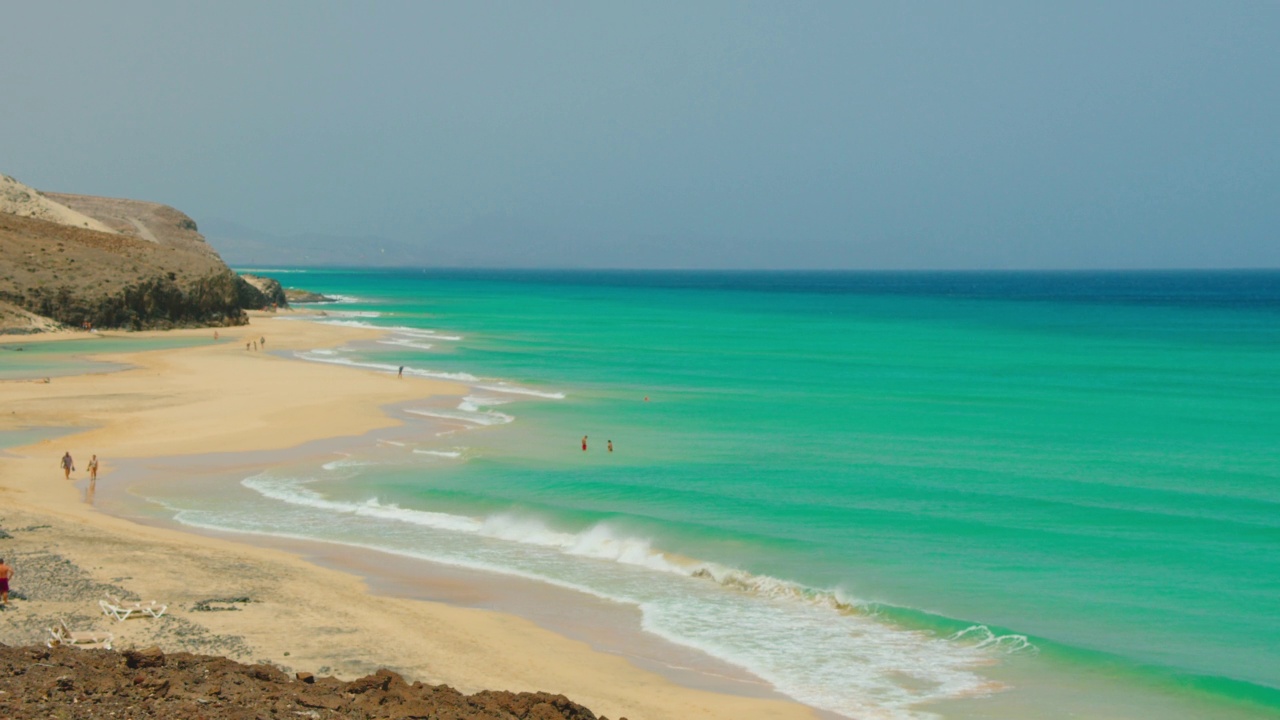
[412,449,463,458]
[378,338,435,351]
[475,383,566,400]
[394,328,460,340]
[294,351,479,382]
[165,509,624,608]
[393,327,463,341]
[242,475,481,533]
[321,452,361,471]
[405,408,514,426]
[316,319,378,329]
[459,395,512,412]
[166,474,1036,719]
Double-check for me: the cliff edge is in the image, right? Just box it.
[0,174,270,332]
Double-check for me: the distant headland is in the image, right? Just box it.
[0,173,287,333]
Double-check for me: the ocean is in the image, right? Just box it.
[132,269,1280,719]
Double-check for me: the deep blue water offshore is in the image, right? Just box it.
[164,269,1280,719]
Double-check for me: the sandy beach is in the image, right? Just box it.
[0,313,817,720]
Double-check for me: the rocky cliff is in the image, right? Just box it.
[238,273,289,309]
[0,175,273,332]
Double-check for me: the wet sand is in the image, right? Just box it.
[0,313,818,720]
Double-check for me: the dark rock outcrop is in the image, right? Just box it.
[0,644,617,720]
[20,267,246,330]
[237,273,289,309]
[284,287,338,303]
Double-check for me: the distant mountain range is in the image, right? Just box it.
[201,218,434,268]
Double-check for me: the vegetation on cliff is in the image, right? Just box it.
[0,213,247,330]
[0,176,288,332]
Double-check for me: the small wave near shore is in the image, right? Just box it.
[203,310,1033,718]
[156,466,1032,720]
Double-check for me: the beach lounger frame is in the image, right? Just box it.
[100,593,168,621]
[47,619,113,650]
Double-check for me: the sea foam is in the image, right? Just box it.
[209,472,1031,719]
[391,327,462,341]
[378,337,434,350]
[412,449,464,458]
[405,407,514,426]
[475,383,566,400]
[295,351,479,382]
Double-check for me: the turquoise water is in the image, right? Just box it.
[176,269,1280,718]
[0,335,207,380]
[0,426,74,453]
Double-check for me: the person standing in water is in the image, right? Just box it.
[60,451,75,479]
[87,454,99,486]
[582,435,588,452]
[608,440,613,453]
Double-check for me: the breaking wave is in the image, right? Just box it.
[196,472,1036,719]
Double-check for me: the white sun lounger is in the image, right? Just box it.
[47,620,113,649]
[100,594,168,622]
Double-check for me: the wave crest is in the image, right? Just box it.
[949,625,1037,655]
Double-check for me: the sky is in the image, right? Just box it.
[3,2,1278,269]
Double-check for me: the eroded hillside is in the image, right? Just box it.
[0,175,281,332]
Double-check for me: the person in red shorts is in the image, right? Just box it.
[0,558,12,607]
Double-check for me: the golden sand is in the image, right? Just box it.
[0,313,816,720]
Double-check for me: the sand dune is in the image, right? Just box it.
[0,174,115,234]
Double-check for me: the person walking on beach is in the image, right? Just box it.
[0,558,12,607]
[398,366,404,378]
[260,336,266,348]
[60,451,75,479]
[87,454,99,486]
[582,435,588,452]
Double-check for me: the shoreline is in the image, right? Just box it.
[0,312,820,720]
[87,421,800,706]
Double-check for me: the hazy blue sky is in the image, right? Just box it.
[4,2,1278,269]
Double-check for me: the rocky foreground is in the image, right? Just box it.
[0,510,623,720]
[0,644,617,720]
